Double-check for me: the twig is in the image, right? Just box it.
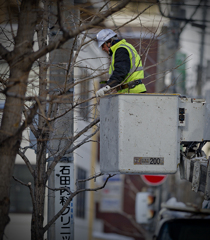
[66,125,99,155]
[12,176,36,215]
[43,173,114,233]
[18,150,35,176]
[76,172,103,184]
[30,0,130,63]
[46,116,100,178]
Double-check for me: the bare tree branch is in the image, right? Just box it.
[46,116,100,179]
[65,126,99,157]
[0,101,39,145]
[13,176,37,230]
[0,43,10,61]
[29,0,130,62]
[76,172,103,184]
[81,3,154,49]
[44,173,114,233]
[12,176,36,212]
[18,150,35,176]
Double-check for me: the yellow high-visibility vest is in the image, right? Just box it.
[109,39,146,93]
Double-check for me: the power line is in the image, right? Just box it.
[157,0,210,24]
[159,2,210,8]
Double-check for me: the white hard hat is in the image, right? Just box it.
[96,29,117,48]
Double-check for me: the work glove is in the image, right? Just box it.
[96,85,110,97]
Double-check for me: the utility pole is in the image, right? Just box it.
[156,26,167,93]
[168,0,183,93]
[197,0,207,97]
[48,1,78,239]
[157,0,183,93]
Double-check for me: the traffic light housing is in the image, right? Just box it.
[147,194,156,220]
[135,192,157,224]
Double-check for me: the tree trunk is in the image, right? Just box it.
[31,175,46,240]
[0,67,30,239]
[0,1,39,238]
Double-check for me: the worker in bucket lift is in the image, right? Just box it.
[96,29,146,97]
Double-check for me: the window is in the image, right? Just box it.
[76,167,86,218]
[10,164,34,213]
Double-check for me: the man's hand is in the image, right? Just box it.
[96,85,111,97]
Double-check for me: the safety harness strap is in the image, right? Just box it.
[116,79,143,91]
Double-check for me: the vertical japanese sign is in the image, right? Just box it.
[55,162,74,240]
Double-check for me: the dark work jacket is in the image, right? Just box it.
[107,48,130,87]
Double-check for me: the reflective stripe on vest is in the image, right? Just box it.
[119,44,143,73]
[109,44,143,76]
